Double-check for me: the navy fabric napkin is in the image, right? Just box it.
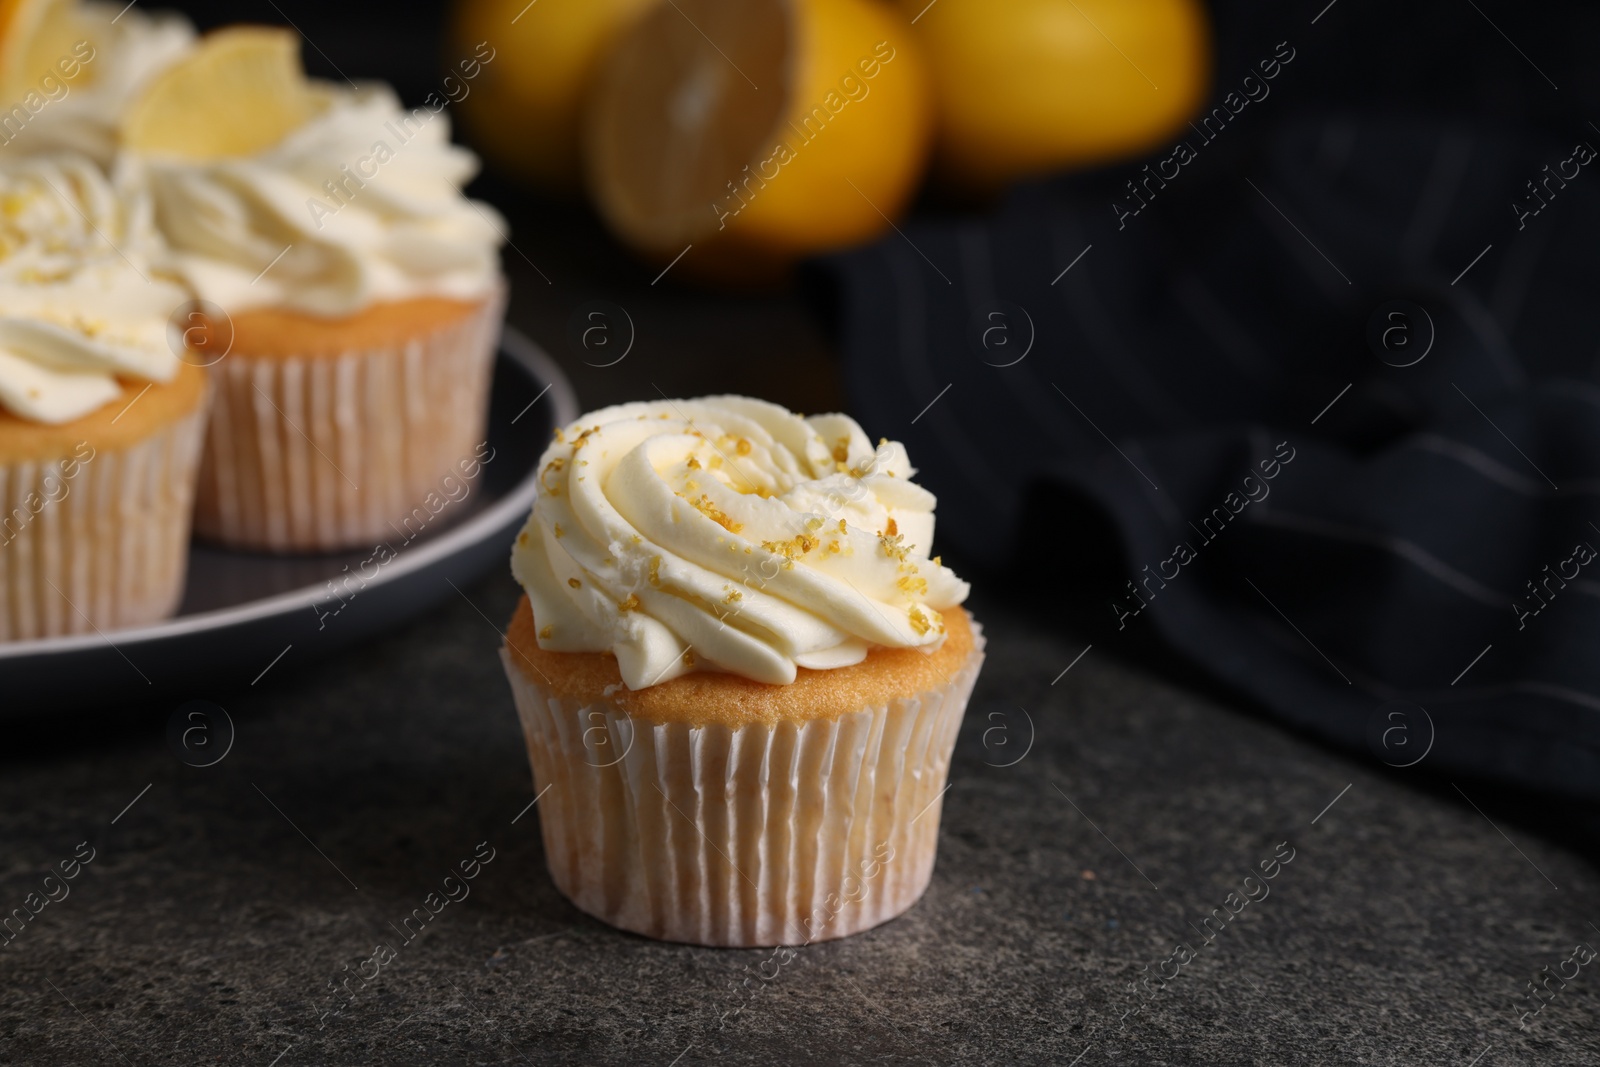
[823,118,1600,800]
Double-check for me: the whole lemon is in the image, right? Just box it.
[449,0,659,192]
[900,0,1211,189]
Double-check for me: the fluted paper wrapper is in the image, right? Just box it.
[499,628,985,947]
[0,398,208,641]
[194,289,505,552]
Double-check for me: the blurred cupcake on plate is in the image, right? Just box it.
[0,153,205,641]
[499,396,983,946]
[0,0,193,166]
[118,27,507,552]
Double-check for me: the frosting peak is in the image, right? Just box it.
[0,2,195,167]
[124,83,505,318]
[511,397,970,689]
[0,154,185,424]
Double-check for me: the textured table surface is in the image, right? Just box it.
[3,565,1598,1066]
[6,203,1600,1065]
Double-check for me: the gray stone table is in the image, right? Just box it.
[3,566,1598,1066]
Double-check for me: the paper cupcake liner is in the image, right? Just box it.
[499,626,985,948]
[0,397,208,642]
[194,288,506,553]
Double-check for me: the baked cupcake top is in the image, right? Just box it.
[0,2,194,167]
[511,397,971,689]
[0,154,187,424]
[121,82,506,318]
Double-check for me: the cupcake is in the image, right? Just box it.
[500,397,982,946]
[118,28,507,552]
[0,154,206,641]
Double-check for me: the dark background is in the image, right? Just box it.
[157,0,1600,419]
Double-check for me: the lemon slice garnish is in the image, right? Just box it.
[121,25,315,159]
[0,0,96,105]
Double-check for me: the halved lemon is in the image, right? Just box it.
[450,0,660,193]
[120,25,315,159]
[584,0,931,281]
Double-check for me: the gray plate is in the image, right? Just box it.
[0,326,578,714]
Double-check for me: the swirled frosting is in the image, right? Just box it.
[0,3,195,167]
[121,83,505,318]
[0,154,186,424]
[510,397,971,689]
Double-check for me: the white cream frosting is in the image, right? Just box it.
[0,2,195,166]
[511,397,970,689]
[0,154,186,424]
[122,83,506,318]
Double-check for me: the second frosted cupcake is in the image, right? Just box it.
[120,28,506,552]
[0,155,206,640]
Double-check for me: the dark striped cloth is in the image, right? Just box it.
[822,119,1600,800]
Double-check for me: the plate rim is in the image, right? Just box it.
[0,325,577,661]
